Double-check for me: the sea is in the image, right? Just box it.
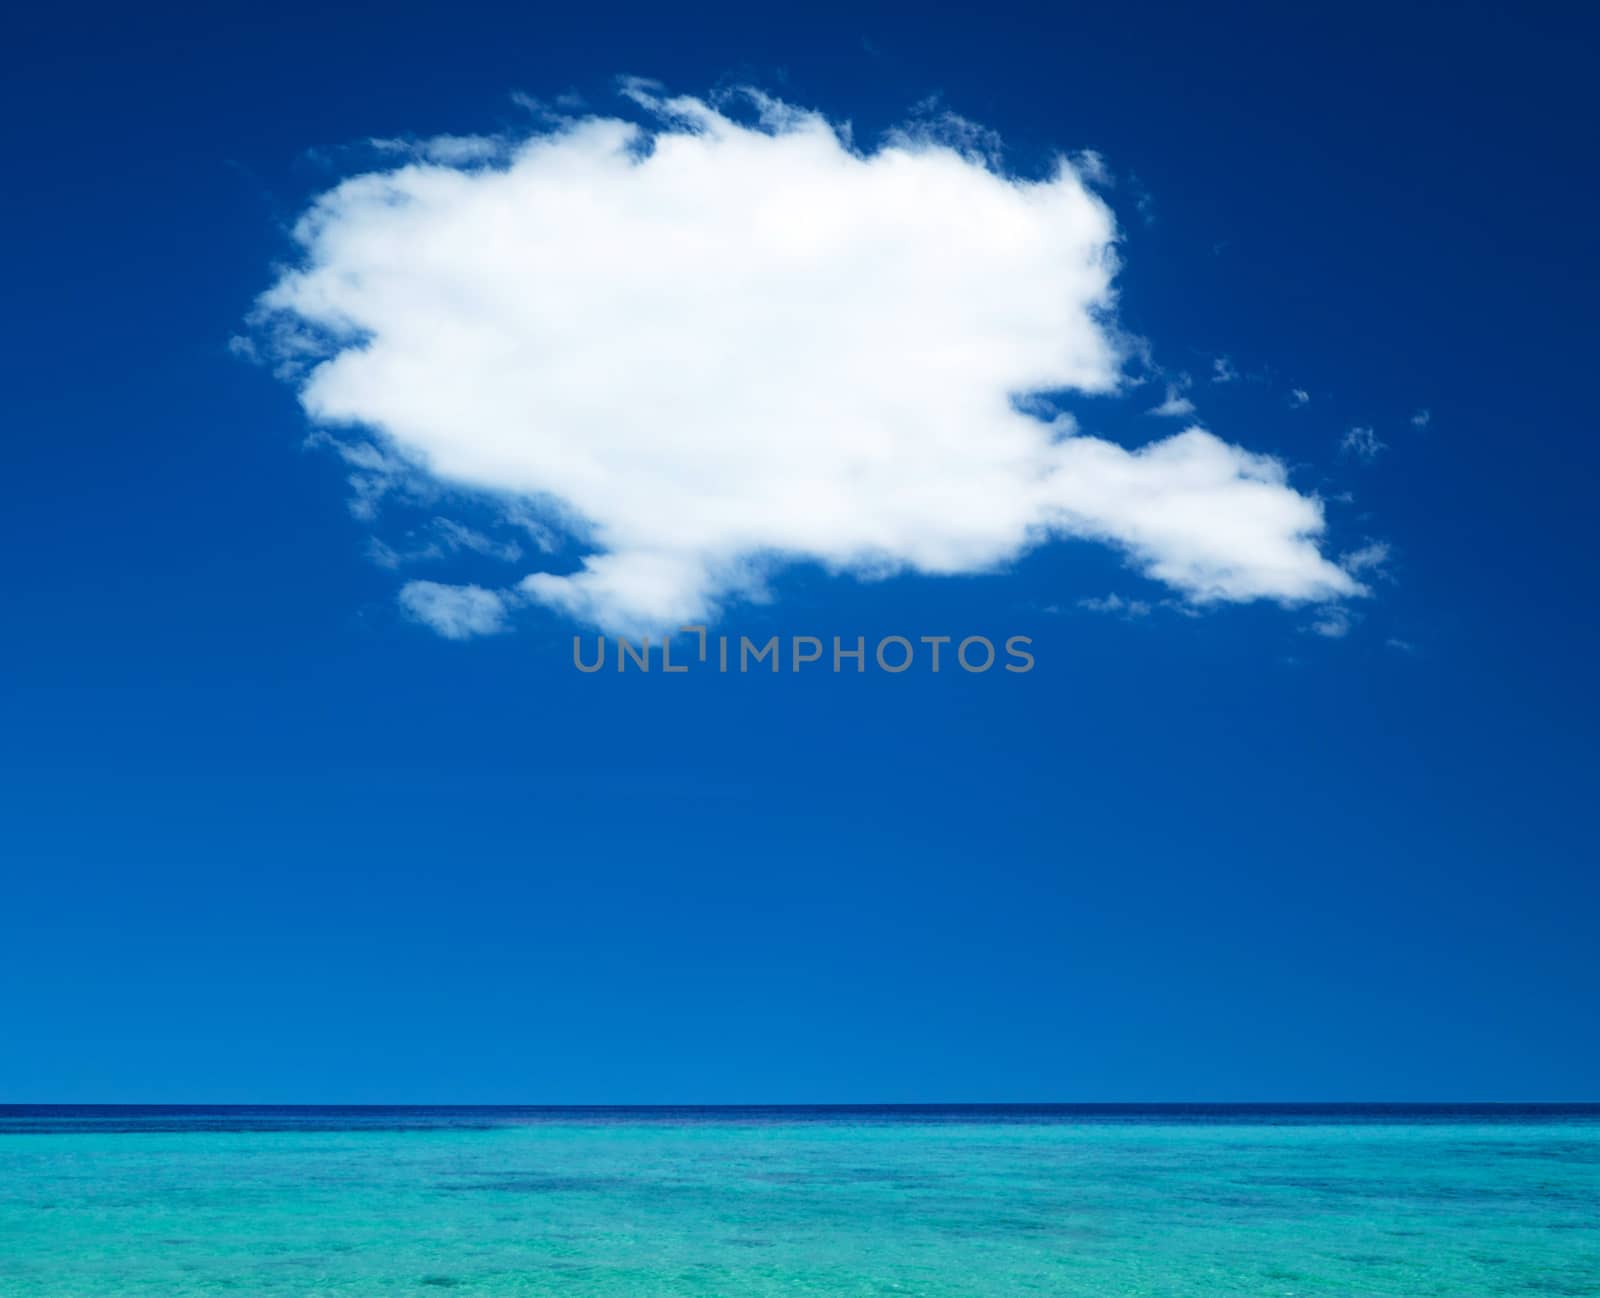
[2,1104,1597,1295]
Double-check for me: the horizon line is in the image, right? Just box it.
[6,1100,1599,1109]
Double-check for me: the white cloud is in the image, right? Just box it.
[1211,355,1239,383]
[1307,605,1354,638]
[1079,593,1152,617]
[304,433,421,521]
[1289,388,1310,408]
[397,581,509,639]
[1411,408,1431,428]
[1340,425,1386,463]
[369,517,525,568]
[433,518,523,562]
[366,537,404,569]
[254,86,1362,634]
[501,502,562,554]
[882,94,1008,166]
[1148,378,1196,418]
[1070,148,1111,186]
[1130,178,1155,227]
[372,134,505,165]
[1339,539,1390,576]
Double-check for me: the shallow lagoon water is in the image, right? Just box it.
[2,1106,1597,1296]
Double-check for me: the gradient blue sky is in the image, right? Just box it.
[3,0,1596,1102]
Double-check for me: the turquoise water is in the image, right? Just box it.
[2,1107,1597,1296]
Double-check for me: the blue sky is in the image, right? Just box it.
[2,0,1596,1102]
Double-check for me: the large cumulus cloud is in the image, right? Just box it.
[253,85,1361,634]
